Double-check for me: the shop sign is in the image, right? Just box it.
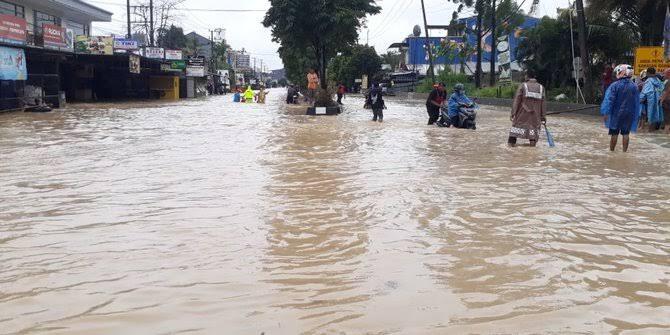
[75,35,113,55]
[187,56,205,67]
[0,46,27,80]
[165,49,182,60]
[65,29,74,51]
[129,54,141,74]
[43,23,67,48]
[144,47,165,59]
[634,47,670,75]
[171,60,186,70]
[114,38,139,51]
[0,14,27,45]
[186,66,205,77]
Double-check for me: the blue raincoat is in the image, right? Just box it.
[600,78,639,133]
[447,92,473,117]
[640,76,664,124]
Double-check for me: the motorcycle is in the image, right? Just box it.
[436,102,478,130]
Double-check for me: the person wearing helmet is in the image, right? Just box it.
[446,83,474,127]
[600,64,639,152]
[509,70,546,147]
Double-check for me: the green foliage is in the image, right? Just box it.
[329,45,382,87]
[262,0,380,96]
[471,85,516,98]
[588,0,668,46]
[278,78,288,87]
[381,51,402,71]
[212,41,230,70]
[517,11,636,91]
[156,25,186,49]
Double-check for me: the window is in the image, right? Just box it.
[65,20,88,36]
[0,1,24,18]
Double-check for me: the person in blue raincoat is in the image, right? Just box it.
[640,67,665,131]
[446,83,474,128]
[601,64,639,152]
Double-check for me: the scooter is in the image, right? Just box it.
[436,103,478,130]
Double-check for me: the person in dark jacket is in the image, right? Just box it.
[366,83,386,122]
[426,83,446,125]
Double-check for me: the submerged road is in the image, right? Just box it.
[1,89,669,334]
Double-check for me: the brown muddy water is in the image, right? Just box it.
[1,89,669,334]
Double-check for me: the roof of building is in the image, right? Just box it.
[22,0,113,22]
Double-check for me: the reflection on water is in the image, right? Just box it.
[1,90,669,334]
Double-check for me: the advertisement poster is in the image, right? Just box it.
[144,47,165,59]
[65,29,74,51]
[43,23,67,48]
[114,38,139,51]
[0,46,27,80]
[171,60,186,70]
[186,66,205,77]
[165,49,182,60]
[75,35,113,55]
[129,54,141,74]
[0,14,27,45]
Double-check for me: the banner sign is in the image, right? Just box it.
[129,54,141,74]
[165,49,182,60]
[0,14,27,45]
[171,60,186,70]
[634,47,670,75]
[144,47,165,59]
[187,56,205,66]
[42,23,67,48]
[186,66,205,77]
[114,38,139,51]
[75,35,113,55]
[65,29,74,51]
[0,46,27,80]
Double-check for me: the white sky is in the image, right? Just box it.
[88,0,570,70]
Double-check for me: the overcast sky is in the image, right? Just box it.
[89,0,570,70]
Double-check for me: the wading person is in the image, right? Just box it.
[244,86,255,103]
[366,83,386,122]
[336,83,346,105]
[426,83,446,125]
[640,67,664,132]
[601,64,639,152]
[307,69,319,105]
[662,80,670,134]
[508,71,546,147]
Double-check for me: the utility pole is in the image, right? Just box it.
[489,0,496,87]
[420,0,436,83]
[210,30,215,72]
[253,57,257,78]
[126,0,131,38]
[575,0,591,100]
[149,0,154,46]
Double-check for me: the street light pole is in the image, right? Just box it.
[489,0,496,87]
[149,0,154,46]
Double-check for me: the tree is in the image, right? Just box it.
[381,51,402,71]
[131,0,185,46]
[156,24,186,49]
[588,0,669,46]
[329,44,382,87]
[516,10,635,97]
[263,0,381,105]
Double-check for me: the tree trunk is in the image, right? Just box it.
[320,45,327,90]
[476,9,482,88]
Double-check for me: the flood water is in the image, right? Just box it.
[1,89,669,334]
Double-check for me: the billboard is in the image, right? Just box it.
[129,54,141,74]
[114,38,139,51]
[0,46,27,80]
[0,14,27,45]
[42,24,67,48]
[165,49,182,60]
[144,47,165,59]
[75,35,113,55]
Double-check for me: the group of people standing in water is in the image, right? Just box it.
[232,86,269,104]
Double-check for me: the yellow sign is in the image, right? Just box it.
[634,47,670,75]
